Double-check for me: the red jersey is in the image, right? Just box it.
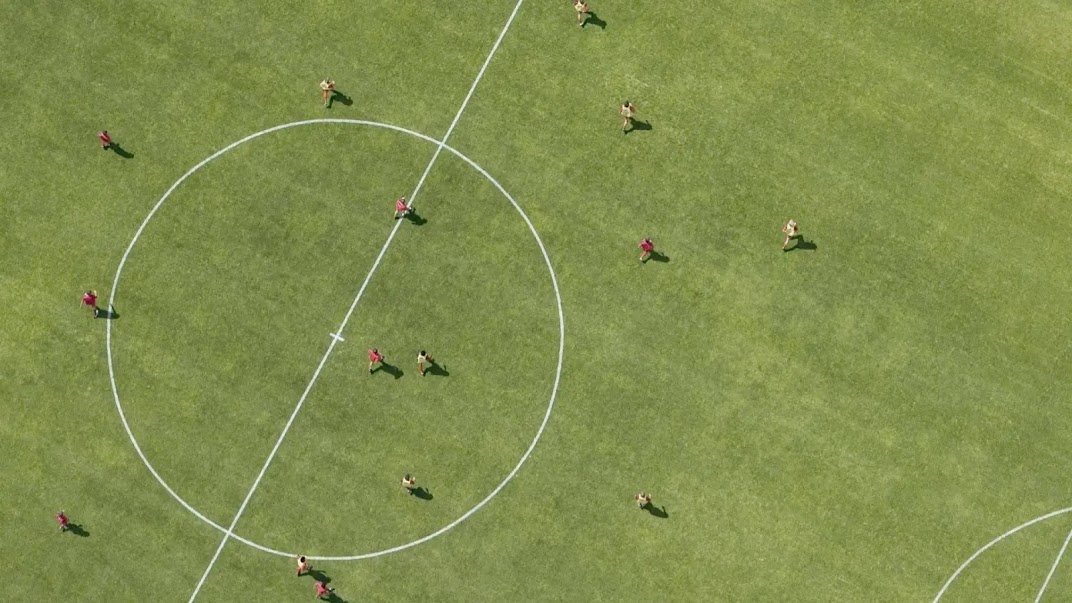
[395,198,408,212]
[56,513,68,526]
[369,349,382,362]
[98,132,111,144]
[315,582,329,596]
[82,292,97,306]
[639,240,654,253]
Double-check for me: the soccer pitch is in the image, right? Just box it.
[3,0,1072,600]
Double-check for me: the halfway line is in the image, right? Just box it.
[186,1,526,599]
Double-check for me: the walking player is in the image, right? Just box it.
[368,348,384,374]
[319,78,335,108]
[81,290,100,318]
[417,350,434,376]
[637,238,654,262]
[573,0,590,27]
[393,196,412,220]
[781,219,801,250]
[619,100,637,132]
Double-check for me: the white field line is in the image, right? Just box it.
[933,507,1072,602]
[1035,526,1072,603]
[187,2,526,599]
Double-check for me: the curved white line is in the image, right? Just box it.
[933,507,1072,602]
[106,118,564,561]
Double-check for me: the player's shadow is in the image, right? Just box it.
[785,237,817,252]
[582,12,607,29]
[96,305,120,320]
[67,523,90,537]
[110,143,134,159]
[307,569,331,583]
[625,120,652,135]
[643,504,669,519]
[411,487,433,501]
[405,210,427,226]
[376,362,404,379]
[426,362,449,377]
[328,90,353,108]
[645,251,670,263]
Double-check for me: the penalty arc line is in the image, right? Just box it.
[187,1,527,599]
[1035,525,1072,603]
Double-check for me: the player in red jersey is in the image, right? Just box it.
[573,0,590,27]
[638,238,654,262]
[393,197,411,220]
[98,131,112,150]
[56,511,69,532]
[368,348,384,374]
[296,555,310,576]
[319,79,335,108]
[315,581,334,599]
[81,290,100,318]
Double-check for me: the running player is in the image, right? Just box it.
[315,581,334,599]
[81,290,100,318]
[296,555,310,577]
[393,196,411,220]
[573,0,590,27]
[619,101,637,132]
[319,79,335,108]
[56,511,69,532]
[417,350,433,376]
[368,348,384,374]
[634,492,652,509]
[401,473,416,493]
[782,219,800,250]
[98,130,112,150]
[638,238,654,262]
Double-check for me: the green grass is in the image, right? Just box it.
[3,0,1072,600]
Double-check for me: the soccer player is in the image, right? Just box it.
[573,0,590,27]
[81,290,100,318]
[401,474,416,493]
[393,197,411,220]
[296,555,310,577]
[319,79,335,108]
[417,350,433,376]
[315,581,334,599]
[634,492,652,509]
[56,511,69,532]
[782,219,800,250]
[368,348,384,374]
[619,101,637,132]
[98,130,112,150]
[638,238,654,262]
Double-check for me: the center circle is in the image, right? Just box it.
[105,119,565,560]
